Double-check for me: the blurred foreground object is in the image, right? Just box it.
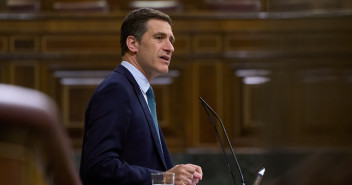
[0,84,82,185]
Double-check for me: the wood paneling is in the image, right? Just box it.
[0,65,3,83]
[42,35,120,54]
[172,34,192,54]
[280,32,352,52]
[9,61,39,89]
[230,57,352,147]
[0,11,351,151]
[153,68,186,149]
[191,61,225,147]
[9,36,39,52]
[268,0,352,11]
[0,36,7,53]
[225,32,279,51]
[63,85,97,147]
[4,0,352,12]
[289,63,352,147]
[52,69,110,148]
[193,34,222,54]
[230,65,274,146]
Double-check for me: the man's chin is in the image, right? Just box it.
[151,69,169,79]
[160,67,169,75]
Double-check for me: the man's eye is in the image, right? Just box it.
[156,36,163,40]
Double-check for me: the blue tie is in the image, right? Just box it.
[146,87,162,149]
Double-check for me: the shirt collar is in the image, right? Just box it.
[121,61,150,94]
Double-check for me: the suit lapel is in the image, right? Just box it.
[115,65,167,169]
[135,86,168,169]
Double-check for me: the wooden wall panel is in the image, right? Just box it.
[42,35,120,54]
[153,68,186,150]
[193,34,222,54]
[242,82,270,131]
[9,36,39,53]
[0,36,7,53]
[191,61,224,147]
[53,70,109,148]
[228,63,273,146]
[62,85,98,148]
[293,65,352,147]
[0,61,9,84]
[231,58,352,148]
[62,85,98,127]
[172,34,192,54]
[0,65,3,83]
[268,0,352,11]
[46,62,117,106]
[9,61,39,89]
[154,85,170,126]
[280,32,352,52]
[224,32,279,52]
[40,59,118,150]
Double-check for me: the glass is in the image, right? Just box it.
[151,172,175,185]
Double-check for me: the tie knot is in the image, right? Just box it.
[146,87,154,99]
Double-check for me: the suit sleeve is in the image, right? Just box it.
[80,81,160,185]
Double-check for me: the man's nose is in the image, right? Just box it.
[164,40,174,53]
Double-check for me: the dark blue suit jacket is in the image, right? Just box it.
[80,65,173,185]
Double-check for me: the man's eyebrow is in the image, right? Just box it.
[153,32,175,42]
[153,32,165,36]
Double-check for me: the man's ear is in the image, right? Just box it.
[126,35,138,53]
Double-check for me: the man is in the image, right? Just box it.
[80,8,203,185]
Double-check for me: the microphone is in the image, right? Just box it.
[253,167,265,185]
[199,97,246,185]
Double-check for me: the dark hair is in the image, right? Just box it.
[120,8,172,56]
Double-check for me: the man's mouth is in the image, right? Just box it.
[160,55,170,62]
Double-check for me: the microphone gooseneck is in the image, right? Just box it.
[199,97,246,185]
[200,98,238,185]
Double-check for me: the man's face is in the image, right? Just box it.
[136,19,175,80]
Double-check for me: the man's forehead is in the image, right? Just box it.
[146,19,173,33]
